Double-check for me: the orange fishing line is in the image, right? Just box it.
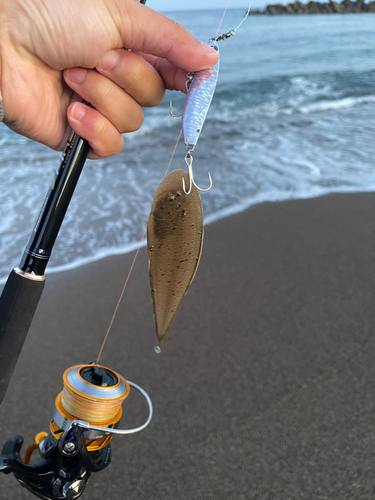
[61,385,122,423]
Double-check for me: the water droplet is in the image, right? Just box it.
[154,346,161,354]
[177,203,181,209]
[149,245,154,251]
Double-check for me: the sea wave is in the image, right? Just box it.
[211,74,375,122]
[300,95,375,113]
[133,70,375,136]
[210,93,375,123]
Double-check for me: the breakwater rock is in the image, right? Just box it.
[250,0,375,14]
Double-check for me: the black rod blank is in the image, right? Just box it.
[0,133,90,404]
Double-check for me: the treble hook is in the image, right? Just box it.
[182,153,213,195]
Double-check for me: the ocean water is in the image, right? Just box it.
[0,11,374,282]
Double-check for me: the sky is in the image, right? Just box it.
[150,0,277,12]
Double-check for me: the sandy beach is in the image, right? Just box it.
[0,191,374,499]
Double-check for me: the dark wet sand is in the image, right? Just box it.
[1,192,374,500]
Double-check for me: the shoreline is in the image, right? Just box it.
[2,185,373,284]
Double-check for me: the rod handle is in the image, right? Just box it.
[0,270,45,404]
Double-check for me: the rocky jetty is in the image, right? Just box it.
[250,0,375,14]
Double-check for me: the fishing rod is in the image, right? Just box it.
[0,1,147,406]
[0,2,153,499]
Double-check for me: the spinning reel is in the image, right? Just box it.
[0,364,152,499]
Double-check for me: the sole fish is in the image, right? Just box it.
[147,169,204,345]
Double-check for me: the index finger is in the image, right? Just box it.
[115,1,219,72]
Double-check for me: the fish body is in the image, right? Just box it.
[147,170,204,344]
[182,41,220,153]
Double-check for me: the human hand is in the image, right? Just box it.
[0,0,218,159]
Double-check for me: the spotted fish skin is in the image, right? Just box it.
[147,170,204,344]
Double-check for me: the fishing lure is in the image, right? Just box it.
[174,5,253,195]
[181,40,219,194]
[147,170,204,346]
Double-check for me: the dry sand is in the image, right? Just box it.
[0,192,374,499]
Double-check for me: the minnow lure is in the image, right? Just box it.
[180,41,219,195]
[174,6,252,195]
[147,170,204,345]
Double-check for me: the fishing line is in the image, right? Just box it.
[215,0,231,37]
[235,0,255,30]
[214,0,254,41]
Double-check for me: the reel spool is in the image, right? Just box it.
[51,364,130,451]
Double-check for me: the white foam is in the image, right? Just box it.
[210,93,375,123]
[300,95,375,113]
[204,184,375,228]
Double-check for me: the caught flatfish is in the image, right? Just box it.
[147,169,204,345]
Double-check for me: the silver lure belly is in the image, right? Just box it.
[182,42,220,152]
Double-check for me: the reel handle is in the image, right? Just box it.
[0,435,24,473]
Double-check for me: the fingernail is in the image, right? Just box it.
[98,50,120,72]
[66,67,87,84]
[200,43,219,56]
[71,103,87,121]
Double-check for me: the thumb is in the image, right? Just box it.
[115,1,219,72]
